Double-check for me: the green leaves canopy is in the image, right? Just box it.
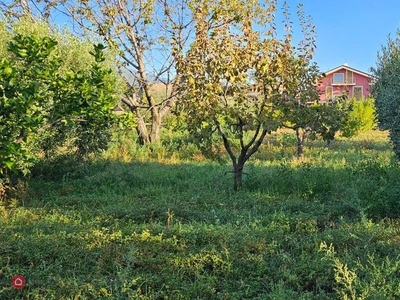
[177,0,321,189]
[0,32,120,180]
[371,29,400,158]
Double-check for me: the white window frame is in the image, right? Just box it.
[333,73,344,84]
[353,86,363,99]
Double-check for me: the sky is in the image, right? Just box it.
[6,0,398,76]
[289,0,400,73]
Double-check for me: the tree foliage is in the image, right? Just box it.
[283,94,376,157]
[0,0,194,144]
[283,99,347,157]
[178,0,320,190]
[371,30,400,157]
[0,26,120,182]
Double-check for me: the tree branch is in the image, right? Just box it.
[216,121,237,166]
[245,127,269,161]
[243,123,261,150]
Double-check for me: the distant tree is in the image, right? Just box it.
[295,96,377,154]
[178,0,320,190]
[311,100,348,146]
[371,30,400,157]
[282,96,353,158]
[0,0,194,145]
[0,28,119,183]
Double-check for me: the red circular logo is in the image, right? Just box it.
[11,275,26,289]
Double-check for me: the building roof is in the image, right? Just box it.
[323,64,372,78]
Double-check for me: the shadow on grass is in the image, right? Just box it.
[24,152,400,224]
[2,148,400,298]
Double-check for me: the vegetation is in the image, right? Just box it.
[0,0,194,145]
[372,29,400,158]
[0,20,122,185]
[1,130,400,299]
[1,1,350,156]
[0,2,396,299]
[341,97,377,138]
[284,96,377,158]
[178,1,322,190]
[283,100,347,157]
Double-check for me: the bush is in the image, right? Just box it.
[0,24,120,185]
[341,97,377,138]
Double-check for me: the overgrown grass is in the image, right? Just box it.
[1,130,400,299]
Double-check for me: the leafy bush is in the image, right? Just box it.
[341,97,377,137]
[0,30,120,185]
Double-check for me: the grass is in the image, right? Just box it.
[1,129,400,299]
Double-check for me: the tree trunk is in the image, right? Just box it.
[296,128,303,158]
[121,95,151,145]
[149,109,162,144]
[233,162,244,191]
[136,115,150,145]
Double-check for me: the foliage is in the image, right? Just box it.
[298,96,376,154]
[283,99,349,157]
[178,0,320,189]
[0,34,58,179]
[0,0,194,144]
[0,17,124,81]
[371,29,400,158]
[1,130,400,299]
[309,99,349,143]
[341,97,377,138]
[0,32,119,183]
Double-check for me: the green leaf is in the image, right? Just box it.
[3,159,14,169]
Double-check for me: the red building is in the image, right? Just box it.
[318,64,372,102]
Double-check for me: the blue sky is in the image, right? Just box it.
[11,0,397,75]
[288,0,400,73]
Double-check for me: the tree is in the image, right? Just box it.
[0,0,194,145]
[371,30,400,157]
[0,28,120,184]
[284,97,356,157]
[310,100,348,146]
[177,0,320,190]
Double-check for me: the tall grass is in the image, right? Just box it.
[1,130,400,299]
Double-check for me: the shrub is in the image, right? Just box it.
[0,25,120,186]
[341,97,378,138]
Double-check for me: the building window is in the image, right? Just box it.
[326,86,333,100]
[353,86,363,99]
[333,73,344,84]
[346,70,354,84]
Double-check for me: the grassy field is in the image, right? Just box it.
[1,130,400,299]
